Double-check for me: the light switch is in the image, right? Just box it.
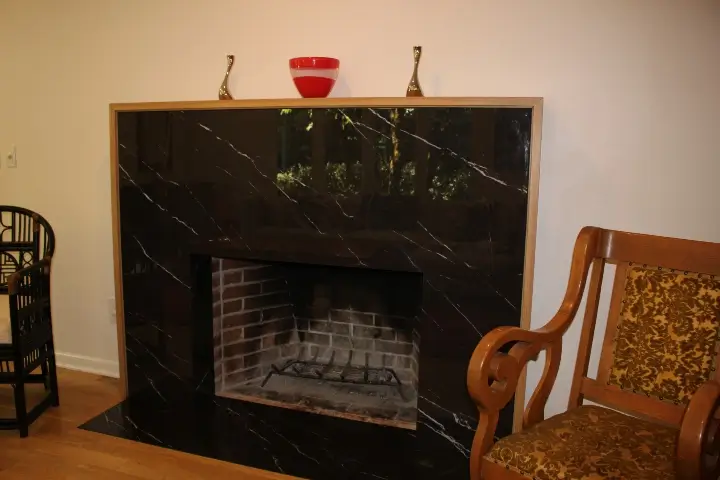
[6,146,17,168]
[108,297,116,324]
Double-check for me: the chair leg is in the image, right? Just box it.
[48,347,59,407]
[13,372,29,438]
[41,356,49,391]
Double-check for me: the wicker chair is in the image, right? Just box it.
[0,257,58,437]
[0,207,57,437]
[468,227,720,480]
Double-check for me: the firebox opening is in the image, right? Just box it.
[211,257,422,430]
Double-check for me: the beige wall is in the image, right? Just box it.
[0,0,718,415]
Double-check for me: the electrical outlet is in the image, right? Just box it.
[6,146,17,168]
[108,297,116,324]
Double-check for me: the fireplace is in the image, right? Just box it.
[211,258,422,428]
[82,100,541,480]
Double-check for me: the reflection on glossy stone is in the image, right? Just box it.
[82,105,536,480]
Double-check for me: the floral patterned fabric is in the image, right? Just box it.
[608,264,720,405]
[484,405,677,479]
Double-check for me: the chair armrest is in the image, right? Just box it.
[466,227,602,479]
[677,380,720,480]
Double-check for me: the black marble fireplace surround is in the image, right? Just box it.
[82,99,541,479]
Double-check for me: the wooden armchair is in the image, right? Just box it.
[468,227,720,480]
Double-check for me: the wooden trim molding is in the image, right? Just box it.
[109,97,544,432]
[514,97,543,431]
[110,96,543,112]
[109,105,127,398]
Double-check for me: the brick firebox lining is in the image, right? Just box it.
[212,259,420,393]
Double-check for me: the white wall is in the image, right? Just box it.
[0,0,718,414]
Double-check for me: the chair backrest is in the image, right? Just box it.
[0,206,55,293]
[568,228,720,427]
[8,257,53,361]
[0,251,20,291]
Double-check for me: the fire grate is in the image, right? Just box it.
[261,350,407,400]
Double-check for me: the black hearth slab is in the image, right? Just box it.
[81,380,473,479]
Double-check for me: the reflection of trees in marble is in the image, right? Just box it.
[275,107,530,200]
[276,163,362,197]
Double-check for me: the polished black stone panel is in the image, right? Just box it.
[82,377,469,479]
[82,105,535,479]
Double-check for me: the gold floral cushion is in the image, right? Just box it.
[484,405,677,480]
[608,265,720,405]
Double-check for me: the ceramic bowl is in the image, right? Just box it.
[289,57,340,98]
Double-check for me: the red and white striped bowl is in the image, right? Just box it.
[289,57,340,98]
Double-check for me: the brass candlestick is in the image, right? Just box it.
[406,46,423,97]
[218,54,235,100]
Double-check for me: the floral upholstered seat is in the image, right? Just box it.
[484,405,677,480]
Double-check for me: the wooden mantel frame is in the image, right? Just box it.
[109,97,544,431]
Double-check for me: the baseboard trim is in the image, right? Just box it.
[55,352,120,378]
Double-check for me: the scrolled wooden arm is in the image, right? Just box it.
[677,380,720,480]
[466,227,602,479]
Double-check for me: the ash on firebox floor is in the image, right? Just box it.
[223,374,418,428]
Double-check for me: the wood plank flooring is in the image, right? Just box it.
[0,369,294,479]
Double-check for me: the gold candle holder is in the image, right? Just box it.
[406,46,423,97]
[218,54,235,100]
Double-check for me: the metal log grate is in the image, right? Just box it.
[261,349,406,400]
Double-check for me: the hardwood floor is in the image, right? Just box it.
[0,368,294,479]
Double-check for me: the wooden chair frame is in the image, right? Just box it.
[0,205,56,294]
[0,257,59,437]
[467,226,720,480]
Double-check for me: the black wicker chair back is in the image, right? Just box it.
[0,206,55,294]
